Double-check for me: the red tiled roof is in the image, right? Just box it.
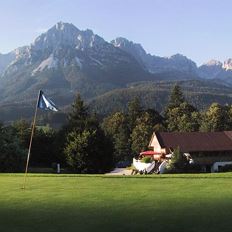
[156,131,232,152]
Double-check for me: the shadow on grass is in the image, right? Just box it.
[0,198,232,232]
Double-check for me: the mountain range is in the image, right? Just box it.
[1,22,232,123]
[111,37,232,82]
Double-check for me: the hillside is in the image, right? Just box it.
[1,79,231,124]
[89,80,232,116]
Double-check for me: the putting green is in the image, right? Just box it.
[0,173,232,232]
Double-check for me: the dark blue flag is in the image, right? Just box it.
[37,90,58,112]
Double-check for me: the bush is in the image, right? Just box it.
[165,147,189,173]
[141,156,152,163]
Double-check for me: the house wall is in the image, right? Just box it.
[149,134,163,153]
[191,151,232,165]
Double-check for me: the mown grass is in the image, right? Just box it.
[0,173,232,232]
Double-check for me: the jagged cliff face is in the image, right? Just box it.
[111,37,232,82]
[198,60,223,79]
[111,37,198,75]
[198,59,232,81]
[3,22,141,77]
[223,59,232,71]
[0,22,146,104]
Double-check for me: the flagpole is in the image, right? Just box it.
[22,90,41,189]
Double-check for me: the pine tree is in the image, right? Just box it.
[166,84,185,110]
[165,85,199,132]
[64,94,114,173]
[167,147,189,173]
[68,93,88,132]
[127,97,142,132]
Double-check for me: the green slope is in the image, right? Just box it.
[89,79,232,115]
[1,79,232,123]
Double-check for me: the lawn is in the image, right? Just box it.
[0,173,232,232]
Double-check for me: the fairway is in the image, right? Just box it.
[1,174,232,232]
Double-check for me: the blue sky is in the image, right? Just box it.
[0,0,231,65]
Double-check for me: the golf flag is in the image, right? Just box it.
[37,90,58,112]
[22,90,58,189]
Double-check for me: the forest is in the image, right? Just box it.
[1,84,232,173]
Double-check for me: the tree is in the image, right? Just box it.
[12,122,59,167]
[131,110,164,154]
[166,102,200,132]
[67,93,88,132]
[127,97,142,132]
[102,102,165,161]
[64,128,113,173]
[166,147,189,173]
[30,126,57,167]
[102,112,131,162]
[12,119,30,148]
[53,125,70,166]
[179,111,200,132]
[165,84,185,111]
[0,124,27,172]
[64,94,114,173]
[200,103,228,132]
[164,85,200,132]
[226,105,232,130]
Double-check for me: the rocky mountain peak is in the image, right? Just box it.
[204,59,222,67]
[167,53,198,73]
[32,22,80,51]
[2,22,143,83]
[2,20,232,92]
[31,22,105,53]
[112,39,198,74]
[55,21,75,31]
[198,59,224,79]
[223,59,232,71]
[168,53,194,63]
[111,37,149,70]
[169,53,186,59]
[111,37,127,47]
[111,37,146,56]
